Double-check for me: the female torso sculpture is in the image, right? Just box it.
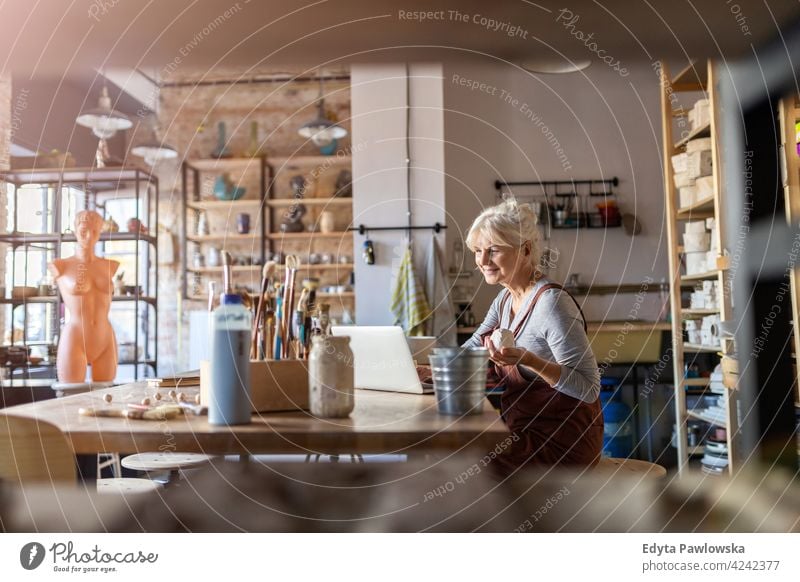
[48,210,119,383]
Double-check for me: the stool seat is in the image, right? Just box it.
[121,452,214,472]
[96,478,162,495]
[596,457,667,479]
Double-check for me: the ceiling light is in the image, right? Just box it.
[131,139,178,166]
[76,86,133,138]
[131,114,178,166]
[298,74,347,147]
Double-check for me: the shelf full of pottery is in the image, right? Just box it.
[264,154,355,315]
[182,156,269,300]
[680,218,723,279]
[672,135,715,215]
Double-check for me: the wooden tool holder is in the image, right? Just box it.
[200,359,309,413]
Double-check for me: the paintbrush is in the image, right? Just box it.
[251,261,277,359]
[281,256,299,358]
[207,281,217,312]
[273,284,283,360]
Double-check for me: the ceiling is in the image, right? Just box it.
[1,0,799,77]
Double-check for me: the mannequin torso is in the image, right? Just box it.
[48,211,120,383]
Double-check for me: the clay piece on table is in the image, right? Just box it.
[490,328,515,351]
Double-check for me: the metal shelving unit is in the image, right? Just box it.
[0,167,159,381]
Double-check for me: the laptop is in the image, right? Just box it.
[330,326,429,394]
[405,336,440,366]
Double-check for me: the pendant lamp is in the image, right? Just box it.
[76,85,133,168]
[131,113,178,166]
[297,74,347,147]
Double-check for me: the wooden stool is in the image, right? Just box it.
[121,452,215,485]
[596,457,667,479]
[96,477,162,495]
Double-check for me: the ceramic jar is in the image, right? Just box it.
[308,336,354,418]
[207,247,221,267]
[319,211,335,233]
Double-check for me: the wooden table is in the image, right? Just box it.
[0,382,509,456]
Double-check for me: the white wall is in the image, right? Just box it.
[350,63,446,325]
[443,62,669,322]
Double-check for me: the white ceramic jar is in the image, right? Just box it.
[308,335,354,418]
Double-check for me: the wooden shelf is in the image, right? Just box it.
[676,195,715,218]
[188,291,355,302]
[567,283,666,296]
[683,343,721,353]
[686,409,727,429]
[587,321,671,333]
[188,263,353,274]
[670,60,708,90]
[266,198,352,207]
[681,269,723,282]
[187,233,261,243]
[185,158,264,172]
[682,308,720,316]
[267,231,351,240]
[187,199,263,211]
[674,121,712,150]
[683,377,711,386]
[662,59,738,476]
[318,291,354,299]
[187,265,261,273]
[278,263,354,271]
[267,154,351,167]
[457,326,478,334]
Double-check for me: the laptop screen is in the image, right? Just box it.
[330,326,424,393]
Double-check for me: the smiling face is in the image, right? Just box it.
[472,231,530,287]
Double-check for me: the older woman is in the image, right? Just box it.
[463,198,603,472]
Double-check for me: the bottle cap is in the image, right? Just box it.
[220,293,243,305]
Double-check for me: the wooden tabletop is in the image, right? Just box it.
[1,383,509,456]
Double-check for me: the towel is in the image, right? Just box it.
[391,245,431,336]
[423,237,457,345]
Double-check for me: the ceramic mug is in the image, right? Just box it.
[207,247,221,267]
[319,211,335,234]
[237,213,250,234]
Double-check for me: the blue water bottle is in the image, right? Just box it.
[209,252,252,425]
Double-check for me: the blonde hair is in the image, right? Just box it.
[465,197,541,267]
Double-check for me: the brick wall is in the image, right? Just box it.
[147,70,351,373]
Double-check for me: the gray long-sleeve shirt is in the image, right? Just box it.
[463,278,600,403]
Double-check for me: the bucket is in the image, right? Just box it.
[428,347,489,415]
[599,385,634,458]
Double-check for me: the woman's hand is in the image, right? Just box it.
[483,336,563,386]
[483,336,530,367]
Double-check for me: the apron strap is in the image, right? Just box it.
[498,283,587,338]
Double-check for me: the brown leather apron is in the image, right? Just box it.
[485,284,603,476]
